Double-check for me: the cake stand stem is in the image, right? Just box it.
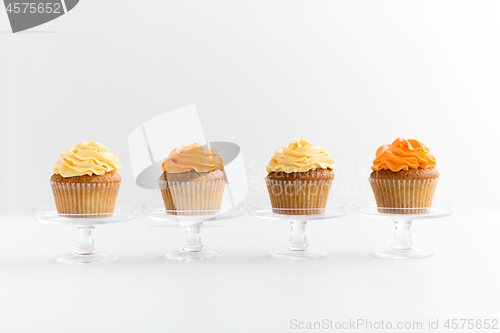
[288,221,309,251]
[182,222,204,252]
[268,220,328,259]
[75,226,96,255]
[54,226,117,264]
[392,219,413,250]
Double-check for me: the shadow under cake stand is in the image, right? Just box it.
[143,203,244,261]
[247,202,347,259]
[353,200,453,259]
[33,204,137,264]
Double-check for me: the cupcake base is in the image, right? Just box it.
[50,173,121,218]
[159,175,225,216]
[369,176,438,214]
[266,172,334,215]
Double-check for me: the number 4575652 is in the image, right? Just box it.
[444,319,498,330]
[5,2,62,14]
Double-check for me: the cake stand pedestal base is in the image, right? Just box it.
[163,249,224,261]
[371,247,433,260]
[55,250,118,264]
[268,247,329,260]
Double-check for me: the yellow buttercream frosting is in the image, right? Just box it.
[266,139,335,173]
[53,141,122,177]
[162,143,224,173]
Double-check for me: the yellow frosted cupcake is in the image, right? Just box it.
[159,143,225,215]
[265,139,335,215]
[370,138,439,213]
[51,141,122,217]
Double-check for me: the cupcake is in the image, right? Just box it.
[51,141,122,217]
[159,143,226,215]
[369,138,439,214]
[265,139,335,215]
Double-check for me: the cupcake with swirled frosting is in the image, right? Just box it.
[51,141,122,217]
[159,143,225,215]
[370,138,439,213]
[265,139,335,215]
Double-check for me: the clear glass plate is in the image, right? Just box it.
[34,204,137,225]
[143,202,244,223]
[352,200,453,220]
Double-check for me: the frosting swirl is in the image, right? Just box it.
[371,138,436,172]
[266,139,334,173]
[162,143,224,173]
[53,141,122,177]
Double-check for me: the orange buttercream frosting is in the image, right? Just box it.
[371,138,436,172]
[162,143,224,173]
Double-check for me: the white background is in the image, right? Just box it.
[1,1,499,332]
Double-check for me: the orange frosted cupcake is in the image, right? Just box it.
[266,139,335,215]
[51,141,122,217]
[369,138,439,213]
[159,143,225,215]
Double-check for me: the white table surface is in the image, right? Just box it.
[0,208,498,333]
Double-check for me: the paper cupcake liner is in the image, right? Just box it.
[369,178,438,214]
[158,179,226,215]
[51,181,121,218]
[265,179,333,215]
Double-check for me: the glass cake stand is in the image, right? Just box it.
[247,202,347,259]
[33,204,137,264]
[352,200,453,259]
[143,203,244,261]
